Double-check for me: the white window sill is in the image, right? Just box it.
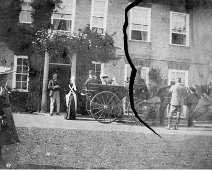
[12,89,29,93]
[129,39,151,43]
[169,43,189,48]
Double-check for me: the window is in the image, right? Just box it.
[52,0,76,33]
[170,12,189,46]
[124,64,149,85]
[129,7,151,42]
[19,0,33,24]
[13,56,29,91]
[168,69,188,86]
[90,0,109,34]
[92,61,104,78]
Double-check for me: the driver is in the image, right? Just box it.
[83,70,101,90]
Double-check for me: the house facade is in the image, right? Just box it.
[0,0,212,117]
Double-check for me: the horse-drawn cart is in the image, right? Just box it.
[85,83,127,123]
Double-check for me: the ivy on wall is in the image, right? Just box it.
[148,67,162,85]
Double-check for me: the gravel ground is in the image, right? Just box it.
[2,127,212,169]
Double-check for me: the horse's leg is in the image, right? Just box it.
[187,103,197,127]
[167,105,177,129]
[159,99,167,126]
[175,107,181,130]
[159,97,170,126]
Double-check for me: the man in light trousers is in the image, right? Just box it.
[168,77,187,130]
[48,73,60,116]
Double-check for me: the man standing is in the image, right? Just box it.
[48,73,60,116]
[84,70,101,89]
[168,77,187,130]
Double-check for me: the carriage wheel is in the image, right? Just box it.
[90,91,122,123]
[133,101,157,125]
[127,99,144,122]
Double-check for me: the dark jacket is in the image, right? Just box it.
[84,77,101,89]
[48,79,60,97]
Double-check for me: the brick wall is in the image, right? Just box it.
[103,2,212,87]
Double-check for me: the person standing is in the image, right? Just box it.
[65,76,77,120]
[48,73,60,116]
[167,77,187,130]
[0,70,19,168]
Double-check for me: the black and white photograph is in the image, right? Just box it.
[0,0,212,169]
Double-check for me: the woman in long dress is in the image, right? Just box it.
[65,76,77,120]
[0,72,20,168]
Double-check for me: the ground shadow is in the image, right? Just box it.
[13,163,108,169]
[13,163,79,169]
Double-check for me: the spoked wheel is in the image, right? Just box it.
[127,99,143,123]
[133,101,157,125]
[127,100,143,122]
[90,91,122,123]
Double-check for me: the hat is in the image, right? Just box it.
[100,73,108,78]
[89,70,95,75]
[0,66,13,75]
[176,77,182,83]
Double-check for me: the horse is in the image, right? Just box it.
[156,84,211,126]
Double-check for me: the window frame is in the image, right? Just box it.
[51,0,76,33]
[170,11,190,47]
[19,0,33,24]
[129,6,151,42]
[92,61,104,78]
[168,69,188,87]
[90,0,109,35]
[124,64,149,85]
[12,55,29,92]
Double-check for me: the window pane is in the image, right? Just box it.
[132,24,148,31]
[131,30,147,41]
[58,20,67,31]
[23,66,29,73]
[22,82,27,90]
[23,59,29,66]
[17,58,23,65]
[16,74,22,81]
[141,69,146,80]
[17,66,22,73]
[22,75,28,81]
[172,33,186,45]
[56,0,73,14]
[19,11,32,23]
[92,27,104,34]
[172,14,186,32]
[131,8,148,25]
[54,19,72,31]
[96,64,101,72]
[92,16,104,28]
[93,0,105,17]
[16,82,21,89]
[127,67,132,77]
